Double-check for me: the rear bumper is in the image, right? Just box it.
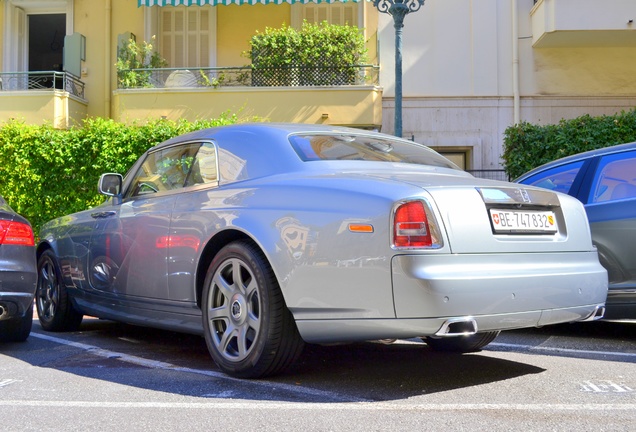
[296,304,606,343]
[391,251,608,319]
[0,291,35,320]
[0,270,37,321]
[295,251,608,344]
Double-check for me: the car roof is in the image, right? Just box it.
[517,141,636,181]
[154,123,383,150]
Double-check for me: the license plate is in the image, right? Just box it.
[489,209,557,233]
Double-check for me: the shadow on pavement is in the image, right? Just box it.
[1,317,546,403]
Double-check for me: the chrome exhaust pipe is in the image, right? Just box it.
[581,304,605,322]
[0,304,6,320]
[435,317,478,337]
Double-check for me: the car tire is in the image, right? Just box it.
[422,331,500,353]
[202,240,304,378]
[36,250,83,332]
[0,303,33,342]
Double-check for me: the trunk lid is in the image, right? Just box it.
[362,170,595,254]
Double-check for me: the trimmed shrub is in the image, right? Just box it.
[503,109,636,179]
[0,114,237,234]
[246,21,368,86]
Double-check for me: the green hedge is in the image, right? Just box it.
[0,114,237,234]
[246,21,368,86]
[502,109,636,180]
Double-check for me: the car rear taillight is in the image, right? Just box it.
[392,200,443,249]
[0,221,35,246]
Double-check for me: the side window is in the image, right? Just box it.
[126,143,201,198]
[185,143,218,187]
[589,150,636,203]
[521,161,584,194]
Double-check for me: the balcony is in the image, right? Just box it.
[0,71,87,129]
[113,65,383,129]
[531,0,636,48]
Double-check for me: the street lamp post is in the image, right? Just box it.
[373,0,425,138]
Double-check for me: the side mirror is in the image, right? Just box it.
[98,173,123,198]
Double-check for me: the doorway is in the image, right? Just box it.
[29,14,65,73]
[2,0,71,74]
[28,14,65,88]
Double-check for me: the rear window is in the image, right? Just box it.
[588,150,636,203]
[289,134,459,169]
[519,161,584,194]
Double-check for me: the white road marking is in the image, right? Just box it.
[580,380,634,393]
[386,338,636,360]
[29,332,367,403]
[489,342,636,359]
[0,400,634,411]
[0,379,21,389]
[7,333,635,412]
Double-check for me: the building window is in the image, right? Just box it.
[159,7,215,68]
[142,6,216,68]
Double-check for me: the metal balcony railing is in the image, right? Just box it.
[116,65,380,89]
[0,71,85,99]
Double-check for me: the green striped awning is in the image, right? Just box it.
[138,0,359,5]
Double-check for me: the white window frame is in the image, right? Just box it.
[144,6,217,68]
[2,0,73,72]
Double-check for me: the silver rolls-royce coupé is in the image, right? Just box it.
[36,123,607,378]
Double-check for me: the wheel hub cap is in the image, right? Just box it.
[231,300,242,319]
[230,294,247,324]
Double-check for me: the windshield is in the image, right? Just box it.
[289,134,459,170]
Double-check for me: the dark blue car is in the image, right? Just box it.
[516,142,636,319]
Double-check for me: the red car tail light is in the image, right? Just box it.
[0,220,35,246]
[392,200,443,249]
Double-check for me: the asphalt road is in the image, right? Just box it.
[1,318,634,431]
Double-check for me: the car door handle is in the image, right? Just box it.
[91,211,117,219]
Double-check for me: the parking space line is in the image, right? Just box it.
[391,338,636,360]
[489,342,636,359]
[29,332,367,403]
[0,400,634,411]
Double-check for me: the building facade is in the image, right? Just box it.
[379,0,636,171]
[0,0,381,129]
[1,0,636,172]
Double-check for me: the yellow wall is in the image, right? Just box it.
[0,92,87,129]
[0,6,4,71]
[72,0,145,119]
[217,4,291,67]
[112,87,382,128]
[362,2,378,64]
[216,4,377,67]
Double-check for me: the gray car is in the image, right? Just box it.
[516,141,636,320]
[36,124,607,378]
[0,196,37,342]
